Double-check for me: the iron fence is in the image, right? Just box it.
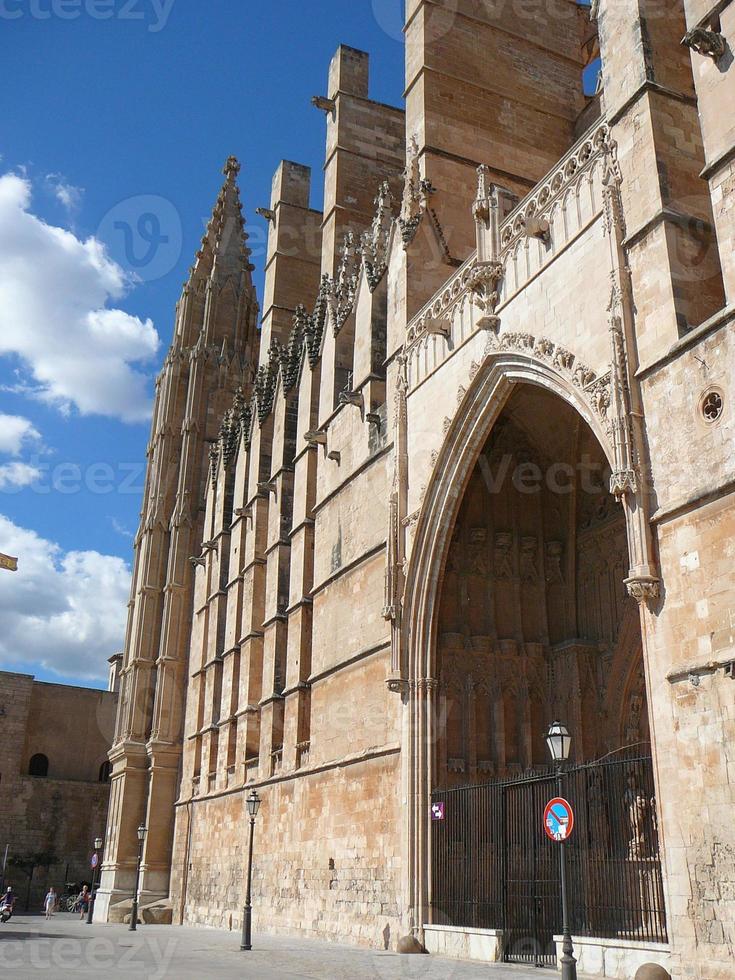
[431,754,667,967]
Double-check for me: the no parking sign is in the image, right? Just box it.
[543,797,574,842]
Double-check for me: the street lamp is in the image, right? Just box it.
[129,824,147,932]
[86,836,104,924]
[240,789,262,951]
[546,722,576,980]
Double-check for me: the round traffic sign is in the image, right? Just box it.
[90,853,99,869]
[543,797,574,842]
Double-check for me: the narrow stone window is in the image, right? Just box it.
[99,761,112,783]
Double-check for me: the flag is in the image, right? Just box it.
[0,554,18,572]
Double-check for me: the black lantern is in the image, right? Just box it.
[241,789,262,951]
[129,825,147,932]
[545,721,572,764]
[246,789,261,819]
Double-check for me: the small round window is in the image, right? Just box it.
[701,389,724,424]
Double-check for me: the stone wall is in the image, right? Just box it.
[171,752,402,948]
[0,671,115,909]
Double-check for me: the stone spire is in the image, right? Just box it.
[176,156,259,353]
[95,156,261,920]
[189,155,254,285]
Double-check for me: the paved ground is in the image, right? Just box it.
[0,913,575,979]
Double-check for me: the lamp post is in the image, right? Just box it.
[545,721,577,980]
[85,837,104,924]
[240,789,261,951]
[129,824,147,932]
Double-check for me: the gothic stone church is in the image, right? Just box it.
[96,3,735,978]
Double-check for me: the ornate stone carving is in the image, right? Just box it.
[610,469,638,499]
[385,674,409,696]
[467,261,504,314]
[328,233,360,335]
[545,541,564,585]
[625,576,661,604]
[573,362,596,388]
[498,331,535,352]
[520,536,539,583]
[500,122,611,251]
[407,123,612,354]
[399,135,424,246]
[304,278,330,368]
[682,27,727,60]
[311,95,336,113]
[494,532,513,580]
[362,181,395,291]
[253,340,281,423]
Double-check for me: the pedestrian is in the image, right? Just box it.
[43,886,56,919]
[78,884,90,920]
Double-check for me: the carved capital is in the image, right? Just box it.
[386,674,409,696]
[682,27,727,60]
[625,575,661,604]
[414,676,439,694]
[610,468,638,500]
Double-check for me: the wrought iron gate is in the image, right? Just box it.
[431,755,667,968]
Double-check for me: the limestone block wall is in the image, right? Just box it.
[636,312,735,979]
[597,0,726,368]
[644,490,735,980]
[683,0,735,301]
[170,753,402,947]
[405,0,587,258]
[641,316,735,518]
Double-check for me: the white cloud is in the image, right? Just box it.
[110,517,133,539]
[0,461,42,490]
[0,513,130,682]
[45,173,84,213]
[0,172,160,422]
[0,413,40,455]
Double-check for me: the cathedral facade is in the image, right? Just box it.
[96,3,735,978]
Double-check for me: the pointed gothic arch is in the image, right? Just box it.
[400,346,650,939]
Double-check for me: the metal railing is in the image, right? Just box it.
[431,754,667,967]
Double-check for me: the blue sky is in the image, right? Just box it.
[0,1,597,688]
[0,1,407,687]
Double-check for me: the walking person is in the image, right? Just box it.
[43,886,56,920]
[77,884,90,920]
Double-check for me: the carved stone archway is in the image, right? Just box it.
[398,348,650,940]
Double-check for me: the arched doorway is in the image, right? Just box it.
[402,368,666,967]
[434,383,646,784]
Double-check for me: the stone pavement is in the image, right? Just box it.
[0,913,586,979]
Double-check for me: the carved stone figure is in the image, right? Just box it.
[494,532,514,580]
